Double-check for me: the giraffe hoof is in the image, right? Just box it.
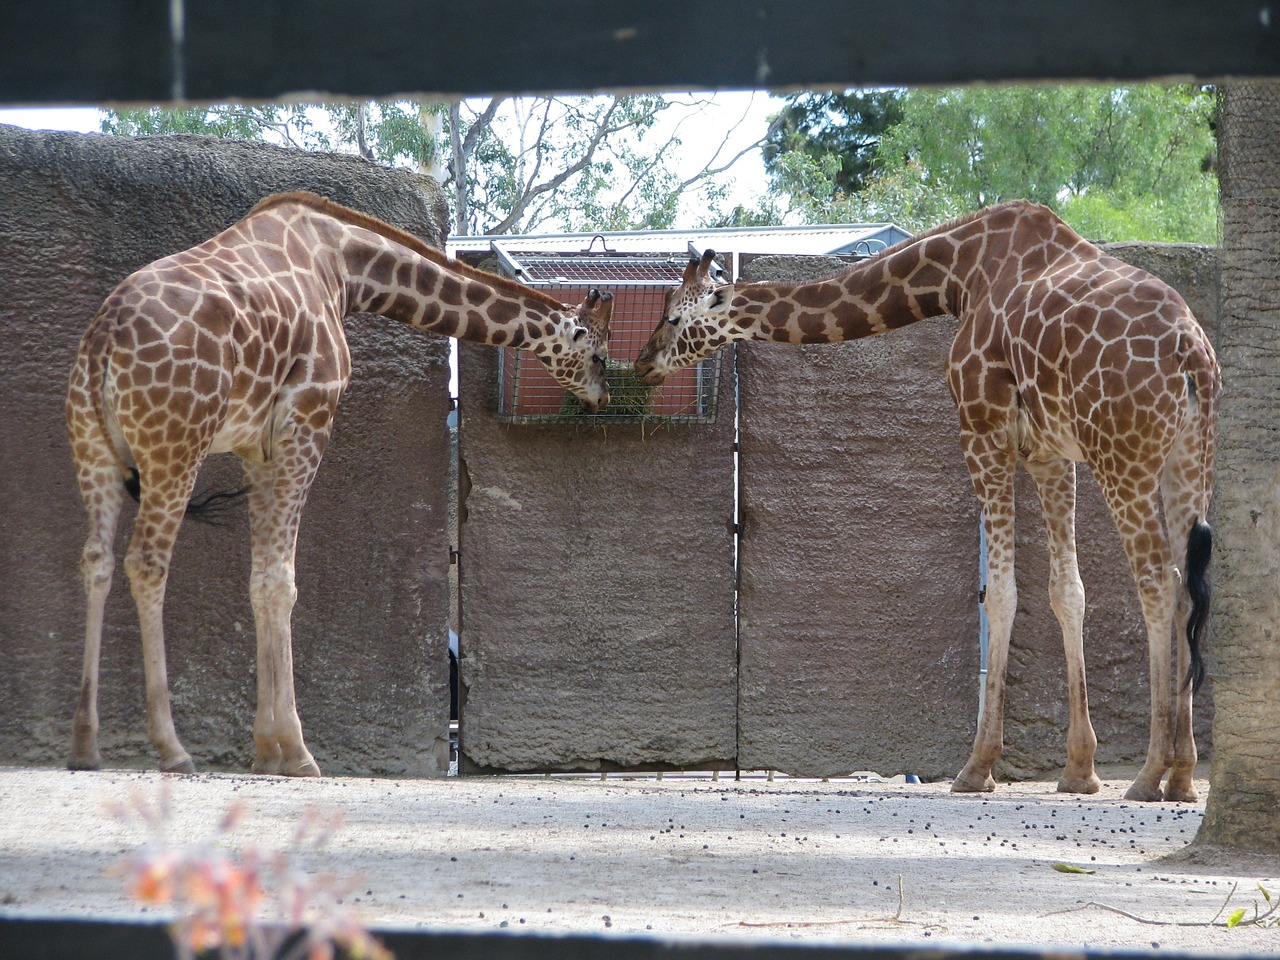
[951,772,996,793]
[1163,783,1198,803]
[1123,780,1164,802]
[67,755,102,772]
[284,759,322,778]
[160,757,196,775]
[1057,774,1101,795]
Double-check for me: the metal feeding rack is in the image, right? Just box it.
[489,240,725,424]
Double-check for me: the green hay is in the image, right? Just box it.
[558,360,656,420]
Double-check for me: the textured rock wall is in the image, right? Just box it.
[455,343,738,772]
[735,243,1218,781]
[736,256,977,779]
[0,126,454,776]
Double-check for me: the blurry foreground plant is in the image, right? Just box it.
[109,785,392,960]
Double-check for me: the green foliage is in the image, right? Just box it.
[101,104,337,152]
[763,91,904,197]
[1224,883,1278,928]
[765,84,1219,243]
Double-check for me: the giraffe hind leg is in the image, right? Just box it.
[1098,480,1179,803]
[124,457,205,774]
[69,458,127,771]
[1158,440,1210,803]
[1023,458,1101,795]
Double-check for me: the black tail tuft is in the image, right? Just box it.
[185,485,250,526]
[1184,519,1213,693]
[124,467,142,503]
[123,467,248,527]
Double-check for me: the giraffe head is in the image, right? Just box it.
[634,250,733,385]
[531,288,614,412]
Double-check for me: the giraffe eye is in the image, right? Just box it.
[667,316,679,326]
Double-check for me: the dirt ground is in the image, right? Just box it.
[0,767,1276,955]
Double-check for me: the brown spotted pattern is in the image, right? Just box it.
[635,201,1219,803]
[65,191,611,777]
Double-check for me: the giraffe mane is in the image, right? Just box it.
[865,200,1056,264]
[247,191,572,313]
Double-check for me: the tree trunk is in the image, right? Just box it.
[449,100,469,237]
[1195,82,1280,851]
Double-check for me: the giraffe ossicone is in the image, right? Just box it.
[636,200,1218,803]
[66,190,612,776]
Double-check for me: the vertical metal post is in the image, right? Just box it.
[977,518,989,729]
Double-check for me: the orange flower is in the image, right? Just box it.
[180,916,222,954]
[129,852,177,905]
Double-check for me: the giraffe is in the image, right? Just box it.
[66,190,613,777]
[634,200,1218,803]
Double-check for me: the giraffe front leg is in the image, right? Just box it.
[242,427,326,779]
[954,498,1018,794]
[948,385,1023,794]
[953,565,1011,793]
[249,560,320,778]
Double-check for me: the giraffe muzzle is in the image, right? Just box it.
[633,360,666,387]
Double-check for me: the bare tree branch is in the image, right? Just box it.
[487,98,623,234]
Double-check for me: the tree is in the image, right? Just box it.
[764,84,1219,243]
[761,90,903,198]
[101,96,769,237]
[102,103,339,151]
[1195,82,1280,853]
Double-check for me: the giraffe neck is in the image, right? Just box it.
[724,203,1056,345]
[248,194,567,348]
[338,226,563,348]
[730,236,972,345]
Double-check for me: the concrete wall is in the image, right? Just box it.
[736,256,978,779]
[455,343,738,772]
[735,243,1219,781]
[0,126,454,776]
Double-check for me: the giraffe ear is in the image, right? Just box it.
[572,327,587,342]
[708,284,734,311]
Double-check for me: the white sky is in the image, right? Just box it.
[0,93,777,229]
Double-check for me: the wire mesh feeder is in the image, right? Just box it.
[491,245,723,424]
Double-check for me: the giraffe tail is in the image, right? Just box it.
[1179,328,1218,694]
[1183,520,1211,693]
[122,466,248,527]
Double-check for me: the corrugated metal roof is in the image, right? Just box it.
[447,222,911,259]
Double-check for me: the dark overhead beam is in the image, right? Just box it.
[2,0,1278,106]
